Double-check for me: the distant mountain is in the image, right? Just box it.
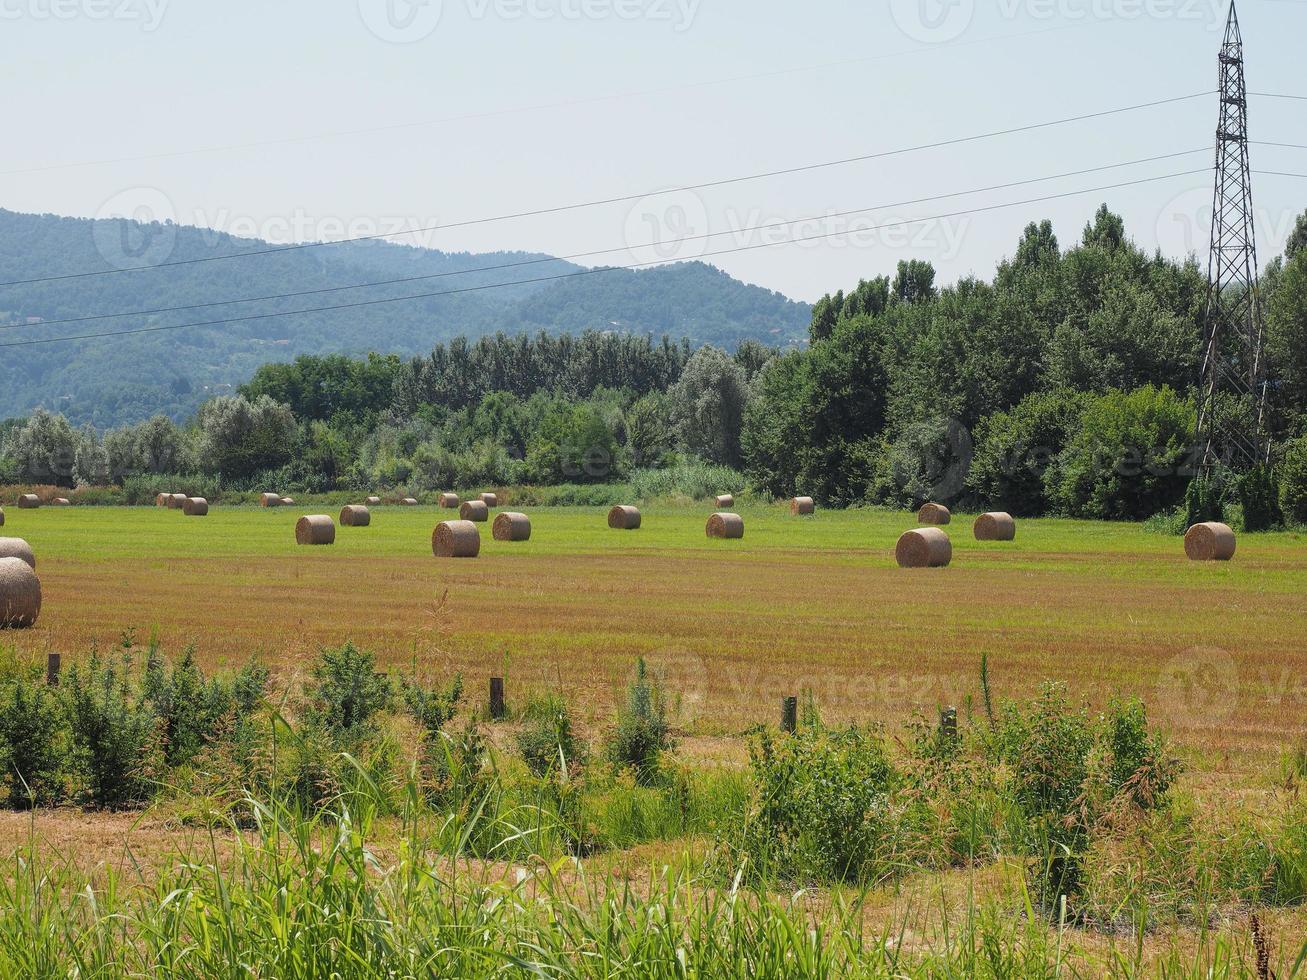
[0,208,810,427]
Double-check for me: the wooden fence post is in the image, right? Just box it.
[489,677,506,720]
[781,696,798,734]
[46,653,61,687]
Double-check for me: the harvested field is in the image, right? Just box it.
[2,503,1304,769]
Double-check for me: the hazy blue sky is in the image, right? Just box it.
[5,0,1305,302]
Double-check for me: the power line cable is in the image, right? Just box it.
[8,147,1212,331]
[0,92,1215,290]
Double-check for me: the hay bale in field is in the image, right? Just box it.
[459,500,489,522]
[260,492,282,508]
[706,512,744,539]
[439,493,460,509]
[295,515,336,546]
[155,492,172,507]
[917,502,951,525]
[492,511,531,542]
[401,497,418,506]
[1185,522,1236,562]
[183,497,209,517]
[433,520,480,558]
[714,494,735,508]
[479,492,498,507]
[790,496,815,516]
[340,504,371,527]
[280,497,295,506]
[17,495,39,510]
[53,498,71,507]
[366,496,382,506]
[608,505,641,530]
[973,512,1016,542]
[0,557,41,629]
[0,538,35,570]
[168,493,188,509]
[896,527,952,568]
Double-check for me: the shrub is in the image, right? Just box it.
[627,461,746,502]
[969,391,1086,516]
[733,726,924,885]
[1280,434,1307,526]
[60,651,162,808]
[142,644,268,768]
[302,643,392,742]
[399,673,463,737]
[0,672,67,808]
[516,694,585,778]
[1183,473,1226,529]
[603,659,672,785]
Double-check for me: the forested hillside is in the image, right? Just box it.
[0,209,810,426]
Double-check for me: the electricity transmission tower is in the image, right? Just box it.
[1195,0,1269,477]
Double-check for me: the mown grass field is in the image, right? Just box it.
[6,502,1305,771]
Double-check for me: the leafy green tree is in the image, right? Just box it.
[666,346,751,468]
[1279,434,1307,526]
[624,392,674,469]
[1267,249,1307,435]
[969,390,1086,516]
[1050,385,1194,519]
[8,409,78,484]
[196,394,297,480]
[525,403,623,484]
[892,260,937,305]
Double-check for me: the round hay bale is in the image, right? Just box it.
[896,527,952,568]
[340,504,371,527]
[917,502,952,525]
[492,511,531,542]
[1185,522,1236,562]
[280,497,295,506]
[53,498,71,507]
[433,520,480,558]
[401,497,419,506]
[459,500,489,522]
[168,493,188,509]
[706,512,744,539]
[17,495,39,510]
[183,497,209,517]
[608,505,642,530]
[366,496,382,506]
[479,492,499,507]
[0,538,35,570]
[439,493,460,509]
[295,515,336,546]
[790,496,815,516]
[714,494,735,509]
[0,557,41,629]
[260,492,282,508]
[974,512,1016,542]
[155,492,172,507]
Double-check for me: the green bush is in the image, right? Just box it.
[516,694,585,778]
[1183,473,1226,529]
[0,671,67,808]
[968,390,1086,516]
[60,651,162,808]
[603,659,672,785]
[1280,434,1307,526]
[627,461,746,502]
[1237,464,1282,531]
[399,672,463,737]
[302,643,392,741]
[1050,385,1194,520]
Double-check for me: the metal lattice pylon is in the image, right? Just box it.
[1195,0,1269,476]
